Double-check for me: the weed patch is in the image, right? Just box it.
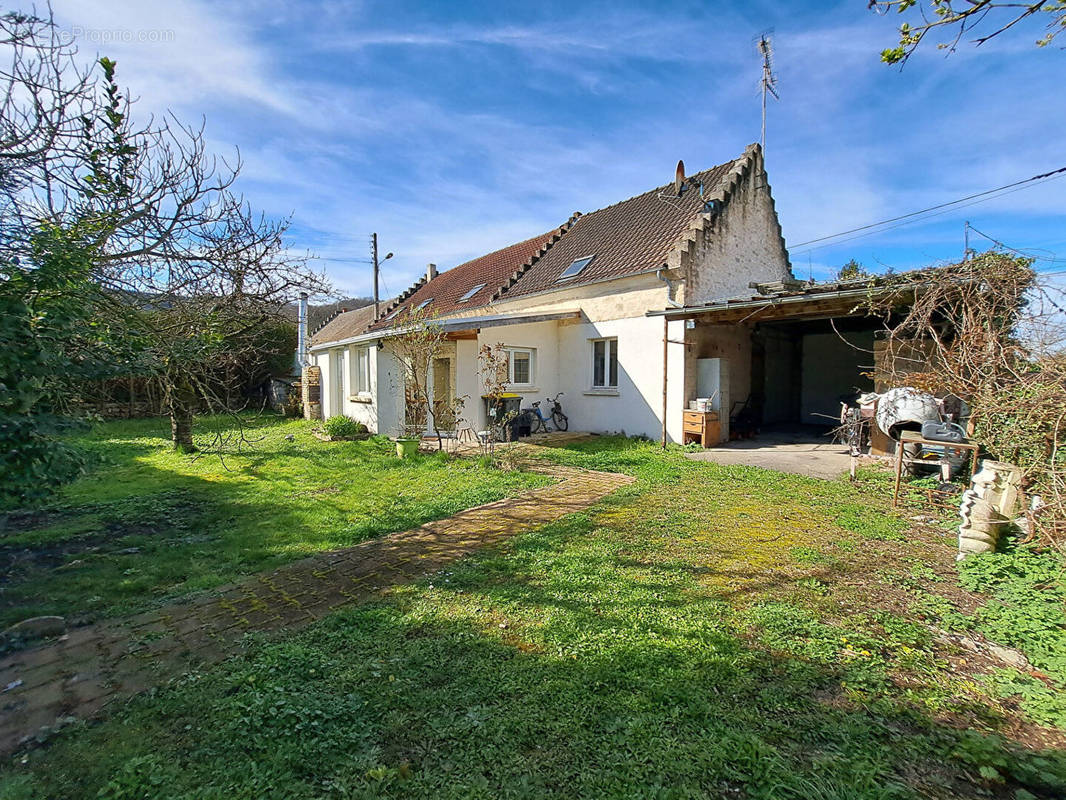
[3,436,1065,798]
[0,415,547,627]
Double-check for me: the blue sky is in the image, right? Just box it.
[50,0,1066,296]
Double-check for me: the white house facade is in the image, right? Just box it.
[304,143,800,444]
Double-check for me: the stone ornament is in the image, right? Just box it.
[958,460,1023,560]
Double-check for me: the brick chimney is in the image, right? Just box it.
[426,263,437,282]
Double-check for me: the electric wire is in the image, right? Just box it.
[791,175,1065,256]
[789,165,1066,253]
[966,225,1066,264]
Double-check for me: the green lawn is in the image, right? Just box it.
[3,437,1065,798]
[0,415,550,628]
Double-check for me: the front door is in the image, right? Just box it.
[431,357,454,432]
[330,350,345,416]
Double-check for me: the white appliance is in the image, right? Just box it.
[696,358,730,440]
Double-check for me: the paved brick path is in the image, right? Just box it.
[0,458,632,755]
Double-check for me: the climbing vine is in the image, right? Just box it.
[865,252,1066,545]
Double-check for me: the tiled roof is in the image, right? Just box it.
[312,147,759,345]
[310,303,381,346]
[496,158,738,300]
[366,229,565,331]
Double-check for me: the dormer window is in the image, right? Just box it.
[458,283,487,302]
[557,255,595,282]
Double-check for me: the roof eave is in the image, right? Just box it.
[647,283,917,321]
[309,309,583,351]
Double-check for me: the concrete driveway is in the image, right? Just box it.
[686,426,851,480]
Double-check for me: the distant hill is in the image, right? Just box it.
[308,297,374,331]
[279,297,375,331]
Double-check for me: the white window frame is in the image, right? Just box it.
[505,347,536,387]
[590,337,618,389]
[351,345,372,396]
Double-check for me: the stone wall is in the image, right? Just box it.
[676,146,792,306]
[301,365,321,420]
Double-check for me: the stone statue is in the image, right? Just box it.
[958,460,1023,560]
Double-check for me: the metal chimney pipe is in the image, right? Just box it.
[296,292,309,368]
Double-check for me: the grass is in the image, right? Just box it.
[0,415,550,628]
[3,437,1066,798]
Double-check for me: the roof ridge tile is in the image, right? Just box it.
[493,213,580,301]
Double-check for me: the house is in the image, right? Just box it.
[302,302,383,421]
[302,143,874,443]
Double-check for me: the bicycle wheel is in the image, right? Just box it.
[552,411,568,431]
[528,412,546,434]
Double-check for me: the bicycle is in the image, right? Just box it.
[522,401,551,434]
[520,393,567,435]
[547,392,568,432]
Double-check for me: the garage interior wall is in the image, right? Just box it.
[758,326,800,425]
[799,330,875,426]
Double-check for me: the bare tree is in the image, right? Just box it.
[1,10,328,457]
[386,307,465,451]
[475,342,522,466]
[0,10,93,233]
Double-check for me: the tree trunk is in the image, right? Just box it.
[169,381,198,452]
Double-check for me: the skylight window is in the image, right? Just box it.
[383,307,402,321]
[415,298,433,310]
[557,255,595,282]
[458,283,487,302]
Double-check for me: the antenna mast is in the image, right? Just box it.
[758,34,778,151]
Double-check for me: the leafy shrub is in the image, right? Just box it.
[958,543,1066,682]
[0,414,87,508]
[323,415,366,439]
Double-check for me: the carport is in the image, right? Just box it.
[651,279,912,464]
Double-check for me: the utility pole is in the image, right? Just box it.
[371,232,380,319]
[964,220,970,262]
[758,34,778,152]
[370,232,393,319]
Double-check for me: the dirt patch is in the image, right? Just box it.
[0,509,76,535]
[0,491,207,576]
[0,532,117,574]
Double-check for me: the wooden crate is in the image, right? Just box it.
[682,410,721,448]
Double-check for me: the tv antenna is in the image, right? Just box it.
[757,33,779,151]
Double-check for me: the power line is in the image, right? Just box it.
[792,175,1066,256]
[789,165,1066,251]
[966,224,1066,264]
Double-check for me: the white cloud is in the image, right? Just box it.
[51,0,296,115]
[40,0,1066,292]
